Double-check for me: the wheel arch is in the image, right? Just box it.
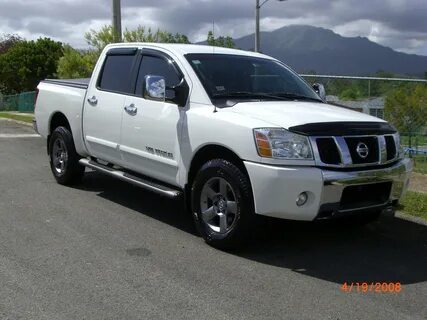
[185,144,251,200]
[47,112,71,154]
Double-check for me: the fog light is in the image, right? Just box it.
[296,192,308,206]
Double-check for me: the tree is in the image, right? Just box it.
[0,38,63,94]
[0,34,23,54]
[339,87,361,100]
[84,25,116,53]
[124,27,190,44]
[61,25,191,79]
[206,31,235,48]
[207,31,215,46]
[57,45,94,79]
[385,85,427,147]
[85,25,190,53]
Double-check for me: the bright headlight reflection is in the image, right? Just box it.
[254,128,313,160]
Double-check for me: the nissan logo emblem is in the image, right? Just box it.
[356,142,369,159]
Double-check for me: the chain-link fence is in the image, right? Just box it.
[302,75,427,174]
[404,135,427,174]
[0,91,36,113]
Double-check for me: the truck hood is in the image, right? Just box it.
[227,101,384,129]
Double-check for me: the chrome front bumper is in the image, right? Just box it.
[244,158,412,221]
[318,158,412,218]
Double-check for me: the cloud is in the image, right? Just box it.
[0,0,426,55]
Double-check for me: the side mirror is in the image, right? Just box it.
[144,75,166,102]
[143,75,189,107]
[170,79,189,107]
[312,83,326,101]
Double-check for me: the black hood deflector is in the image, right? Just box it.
[289,122,397,136]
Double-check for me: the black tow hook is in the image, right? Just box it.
[382,206,395,216]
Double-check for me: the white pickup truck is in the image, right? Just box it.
[35,43,412,248]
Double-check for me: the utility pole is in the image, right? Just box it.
[255,0,260,52]
[255,0,287,52]
[112,0,122,42]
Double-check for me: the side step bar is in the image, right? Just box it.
[79,158,182,199]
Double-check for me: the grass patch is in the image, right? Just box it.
[411,155,427,174]
[0,112,33,124]
[398,191,427,220]
[401,135,427,147]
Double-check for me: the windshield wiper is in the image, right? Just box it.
[211,91,290,101]
[272,92,323,102]
[212,91,323,102]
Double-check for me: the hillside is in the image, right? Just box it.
[224,25,427,76]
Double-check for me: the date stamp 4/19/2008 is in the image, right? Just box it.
[341,282,402,293]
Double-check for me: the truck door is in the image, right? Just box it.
[83,48,138,164]
[120,50,186,186]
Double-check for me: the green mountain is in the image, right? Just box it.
[230,25,427,76]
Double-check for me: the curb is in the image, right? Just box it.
[395,211,427,226]
[0,117,34,127]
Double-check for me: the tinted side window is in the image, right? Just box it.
[98,54,135,93]
[135,55,181,96]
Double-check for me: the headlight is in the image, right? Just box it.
[254,128,313,159]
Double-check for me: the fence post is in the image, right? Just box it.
[368,80,371,98]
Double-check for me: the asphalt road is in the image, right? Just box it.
[0,119,426,320]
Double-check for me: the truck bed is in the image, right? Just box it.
[35,78,90,156]
[42,78,90,89]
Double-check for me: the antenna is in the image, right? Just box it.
[212,20,215,53]
[212,20,217,113]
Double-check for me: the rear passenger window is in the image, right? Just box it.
[98,54,135,94]
[135,55,181,96]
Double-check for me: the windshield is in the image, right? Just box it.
[185,53,322,104]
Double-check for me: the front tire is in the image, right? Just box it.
[49,126,84,185]
[191,159,255,249]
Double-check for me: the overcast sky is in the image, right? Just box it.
[1,0,427,55]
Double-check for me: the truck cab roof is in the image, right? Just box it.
[103,42,273,60]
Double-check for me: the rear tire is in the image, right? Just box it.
[49,126,84,185]
[191,159,255,250]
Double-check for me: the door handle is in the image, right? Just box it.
[87,96,98,106]
[124,103,137,116]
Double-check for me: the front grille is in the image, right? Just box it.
[340,182,392,210]
[310,133,399,168]
[385,135,396,160]
[316,138,341,165]
[345,136,379,164]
